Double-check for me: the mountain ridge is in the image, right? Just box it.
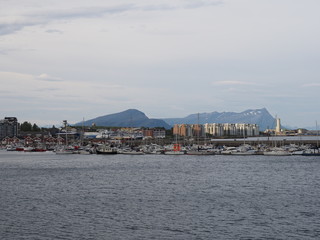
[162,108,275,131]
[75,108,276,131]
[75,109,172,129]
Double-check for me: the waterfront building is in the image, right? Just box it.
[0,117,18,140]
[173,124,193,137]
[204,123,224,136]
[153,129,166,138]
[142,129,153,138]
[142,129,166,139]
[175,123,259,138]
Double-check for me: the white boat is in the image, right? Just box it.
[96,145,118,154]
[6,145,16,151]
[55,148,74,154]
[221,147,236,155]
[23,147,34,152]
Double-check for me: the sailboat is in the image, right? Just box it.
[55,120,74,154]
[164,131,185,155]
[164,143,185,155]
[187,114,215,155]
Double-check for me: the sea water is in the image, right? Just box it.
[0,151,319,239]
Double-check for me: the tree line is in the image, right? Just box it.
[20,121,41,132]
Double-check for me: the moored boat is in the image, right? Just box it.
[96,144,118,154]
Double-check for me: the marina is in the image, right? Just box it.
[3,135,320,156]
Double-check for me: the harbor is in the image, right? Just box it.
[2,135,320,156]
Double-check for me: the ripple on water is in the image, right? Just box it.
[0,152,320,239]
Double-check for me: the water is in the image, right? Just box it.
[0,151,320,239]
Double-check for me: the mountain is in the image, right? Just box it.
[75,109,171,129]
[163,108,275,131]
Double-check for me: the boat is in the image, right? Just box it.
[164,143,185,155]
[96,144,118,154]
[55,148,74,154]
[56,120,74,154]
[141,144,164,154]
[263,148,291,156]
[302,152,320,156]
[33,148,47,152]
[6,145,16,151]
[23,147,34,152]
[302,121,320,156]
[221,147,236,155]
[302,148,320,156]
[230,145,257,155]
[186,146,215,155]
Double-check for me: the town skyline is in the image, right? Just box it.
[1,0,320,128]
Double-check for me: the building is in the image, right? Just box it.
[0,117,19,139]
[204,123,224,136]
[173,124,193,137]
[174,123,260,138]
[142,129,166,138]
[153,129,166,138]
[142,129,153,138]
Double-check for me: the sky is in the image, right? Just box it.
[1,0,320,128]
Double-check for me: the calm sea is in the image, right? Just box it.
[0,151,319,240]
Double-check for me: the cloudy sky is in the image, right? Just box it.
[1,0,320,128]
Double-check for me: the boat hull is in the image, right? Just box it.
[96,150,118,154]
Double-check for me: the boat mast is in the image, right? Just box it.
[81,117,85,147]
[243,125,246,145]
[197,113,200,147]
[63,120,68,147]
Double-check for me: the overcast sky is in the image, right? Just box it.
[1,0,320,128]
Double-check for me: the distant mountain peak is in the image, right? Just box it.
[162,108,275,131]
[75,109,171,129]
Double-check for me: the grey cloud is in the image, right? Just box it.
[184,0,223,9]
[46,29,63,34]
[36,88,60,92]
[0,1,222,36]
[140,0,222,12]
[37,74,63,82]
[37,4,135,20]
[0,22,35,35]
[0,4,135,36]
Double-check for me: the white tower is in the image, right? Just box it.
[275,118,281,133]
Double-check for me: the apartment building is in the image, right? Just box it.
[174,123,259,137]
[0,117,19,139]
